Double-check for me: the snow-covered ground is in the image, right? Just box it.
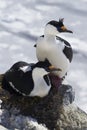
[0,0,87,114]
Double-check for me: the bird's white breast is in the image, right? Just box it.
[30,68,51,97]
[36,37,70,78]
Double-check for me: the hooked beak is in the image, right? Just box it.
[47,65,62,72]
[61,26,73,33]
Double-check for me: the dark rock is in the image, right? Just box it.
[0,74,87,130]
[58,84,75,105]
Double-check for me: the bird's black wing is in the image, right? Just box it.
[2,61,35,95]
[56,36,73,62]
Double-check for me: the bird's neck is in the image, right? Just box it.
[44,34,56,43]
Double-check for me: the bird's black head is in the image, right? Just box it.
[34,59,61,72]
[47,18,73,33]
[34,59,51,72]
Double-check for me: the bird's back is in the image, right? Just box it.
[2,61,34,96]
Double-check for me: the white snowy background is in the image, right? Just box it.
[0,0,87,114]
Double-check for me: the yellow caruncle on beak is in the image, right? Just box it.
[49,65,62,71]
[61,25,73,33]
[61,26,67,31]
[49,65,55,69]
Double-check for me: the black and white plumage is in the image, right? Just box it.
[35,19,73,78]
[56,36,73,63]
[2,61,59,97]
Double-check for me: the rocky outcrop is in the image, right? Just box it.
[0,74,87,130]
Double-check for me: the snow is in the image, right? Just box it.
[0,0,87,128]
[0,125,8,130]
